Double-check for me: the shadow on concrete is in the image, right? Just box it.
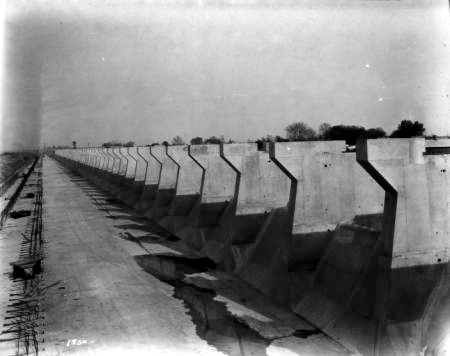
[60,166,348,356]
[134,254,268,356]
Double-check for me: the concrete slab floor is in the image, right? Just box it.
[41,157,223,356]
[28,157,350,356]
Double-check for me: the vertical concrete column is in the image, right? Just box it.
[123,147,146,207]
[89,147,102,183]
[195,141,292,292]
[93,147,103,171]
[135,146,161,212]
[98,147,109,174]
[356,138,450,356]
[76,149,84,171]
[90,147,101,176]
[159,145,203,233]
[100,148,115,190]
[118,147,129,180]
[91,147,106,186]
[175,144,237,248]
[216,144,292,303]
[107,147,122,194]
[108,147,128,197]
[80,148,89,175]
[198,143,254,259]
[143,145,178,221]
[118,147,138,203]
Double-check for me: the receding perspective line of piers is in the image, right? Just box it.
[2,138,449,355]
[47,137,450,356]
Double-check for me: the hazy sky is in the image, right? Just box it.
[2,0,450,150]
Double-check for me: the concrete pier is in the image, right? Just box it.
[135,146,161,212]
[176,144,237,249]
[158,145,203,233]
[144,145,178,221]
[357,138,450,355]
[124,147,148,206]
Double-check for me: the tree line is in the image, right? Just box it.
[83,119,430,149]
[277,119,425,146]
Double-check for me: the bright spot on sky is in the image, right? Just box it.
[101,57,105,62]
[378,97,383,102]
[365,63,371,68]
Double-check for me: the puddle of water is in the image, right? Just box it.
[9,210,31,219]
[135,254,270,356]
[134,255,215,282]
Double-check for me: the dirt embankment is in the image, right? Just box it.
[0,152,37,189]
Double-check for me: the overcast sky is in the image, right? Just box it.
[1,0,449,150]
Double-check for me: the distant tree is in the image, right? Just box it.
[275,135,290,142]
[171,136,185,145]
[390,120,425,138]
[325,125,366,145]
[317,124,386,144]
[72,141,77,149]
[318,123,331,139]
[190,137,203,145]
[124,141,135,147]
[150,143,159,146]
[102,140,122,148]
[204,136,223,144]
[285,122,317,141]
[365,128,386,139]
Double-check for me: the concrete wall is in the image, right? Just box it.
[356,137,450,355]
[119,147,138,205]
[144,145,179,221]
[159,145,203,233]
[124,147,147,206]
[135,146,161,212]
[270,141,384,234]
[175,144,237,249]
[198,143,292,298]
[117,147,129,177]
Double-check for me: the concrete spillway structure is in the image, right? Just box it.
[143,145,178,221]
[175,144,237,249]
[158,145,203,233]
[353,137,450,356]
[135,146,161,212]
[51,138,450,356]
